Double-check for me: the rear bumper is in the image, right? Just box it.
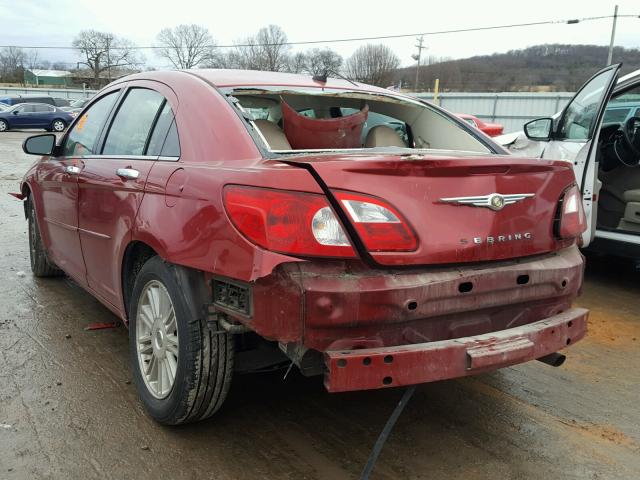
[324,307,588,392]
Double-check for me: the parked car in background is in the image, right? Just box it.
[456,113,504,136]
[52,97,72,108]
[60,97,91,114]
[17,69,588,425]
[0,103,74,132]
[497,64,640,260]
[0,94,56,106]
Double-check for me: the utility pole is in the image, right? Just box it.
[106,34,112,82]
[412,35,425,92]
[607,5,619,65]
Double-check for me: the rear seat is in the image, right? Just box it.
[254,119,291,150]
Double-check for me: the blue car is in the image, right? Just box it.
[0,103,75,132]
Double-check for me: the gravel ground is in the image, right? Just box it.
[0,130,639,479]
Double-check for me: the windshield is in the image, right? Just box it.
[225,87,493,155]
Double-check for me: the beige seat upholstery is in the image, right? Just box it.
[254,119,291,150]
[617,189,640,232]
[623,189,640,202]
[364,125,407,148]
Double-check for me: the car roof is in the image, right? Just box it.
[119,69,394,95]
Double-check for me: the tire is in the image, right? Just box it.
[27,197,63,277]
[128,256,234,425]
[0,119,8,132]
[51,119,66,132]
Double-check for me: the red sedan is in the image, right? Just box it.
[456,113,504,136]
[18,70,587,425]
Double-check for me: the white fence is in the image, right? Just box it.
[0,86,96,101]
[0,86,575,134]
[414,92,574,133]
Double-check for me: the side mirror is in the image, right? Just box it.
[12,110,19,115]
[524,117,553,141]
[23,134,57,156]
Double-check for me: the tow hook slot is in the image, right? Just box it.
[537,352,566,367]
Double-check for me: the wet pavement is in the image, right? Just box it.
[0,130,639,479]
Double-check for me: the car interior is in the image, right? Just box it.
[596,86,640,234]
[225,88,492,155]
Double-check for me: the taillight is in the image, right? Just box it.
[557,185,587,239]
[334,191,418,251]
[223,185,355,258]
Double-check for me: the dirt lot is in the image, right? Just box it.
[0,130,639,480]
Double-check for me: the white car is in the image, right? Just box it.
[497,64,640,260]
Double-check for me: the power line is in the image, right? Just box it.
[1,14,639,51]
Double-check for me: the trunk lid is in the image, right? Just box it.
[286,152,575,266]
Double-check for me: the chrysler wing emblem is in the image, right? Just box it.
[439,193,535,211]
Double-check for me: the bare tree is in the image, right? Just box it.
[24,49,40,70]
[233,25,291,72]
[0,46,25,82]
[302,48,343,76]
[287,52,307,73]
[72,30,144,87]
[156,24,215,69]
[344,44,400,86]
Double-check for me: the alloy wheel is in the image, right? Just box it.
[136,280,179,399]
[53,120,65,132]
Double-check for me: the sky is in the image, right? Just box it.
[1,0,639,69]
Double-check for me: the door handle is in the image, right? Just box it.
[65,165,81,175]
[116,168,140,180]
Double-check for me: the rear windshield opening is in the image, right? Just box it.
[225,88,492,155]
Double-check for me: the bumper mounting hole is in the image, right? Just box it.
[382,376,393,385]
[458,282,473,293]
[383,355,394,364]
[363,357,371,366]
[337,359,347,368]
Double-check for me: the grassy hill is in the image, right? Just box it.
[396,44,640,92]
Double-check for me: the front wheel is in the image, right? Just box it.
[0,119,8,132]
[129,256,234,425]
[51,119,66,132]
[27,198,63,277]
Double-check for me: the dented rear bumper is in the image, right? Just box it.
[215,245,586,390]
[324,307,588,392]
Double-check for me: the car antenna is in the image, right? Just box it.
[312,69,359,87]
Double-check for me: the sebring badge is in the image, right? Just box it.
[439,193,535,211]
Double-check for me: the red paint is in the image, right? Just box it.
[324,308,588,392]
[281,99,368,149]
[19,69,588,393]
[456,113,504,137]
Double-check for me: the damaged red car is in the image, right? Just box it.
[18,70,588,425]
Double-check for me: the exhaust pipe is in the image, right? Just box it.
[537,352,566,367]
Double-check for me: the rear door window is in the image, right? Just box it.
[146,102,175,156]
[160,121,180,157]
[63,91,119,157]
[33,104,53,113]
[102,88,165,156]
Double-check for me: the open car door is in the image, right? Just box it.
[521,64,621,246]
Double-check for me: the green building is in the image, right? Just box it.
[24,69,71,87]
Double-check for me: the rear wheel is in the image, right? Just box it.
[51,119,66,132]
[0,119,8,132]
[129,256,234,425]
[27,197,63,277]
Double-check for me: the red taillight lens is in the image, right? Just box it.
[333,191,418,252]
[558,185,587,239]
[223,185,356,258]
